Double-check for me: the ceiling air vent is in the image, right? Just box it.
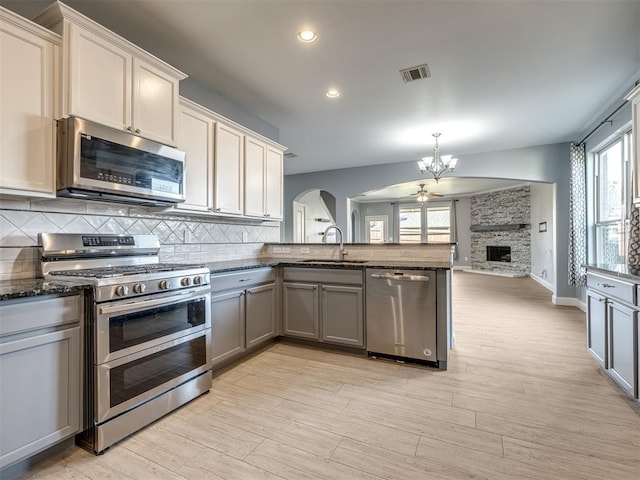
[284,152,299,159]
[400,63,431,83]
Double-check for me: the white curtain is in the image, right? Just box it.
[568,143,587,287]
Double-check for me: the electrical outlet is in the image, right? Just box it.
[242,232,248,242]
[273,247,283,253]
[464,257,469,261]
[282,247,291,253]
[300,247,310,254]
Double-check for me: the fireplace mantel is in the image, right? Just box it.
[470,224,529,232]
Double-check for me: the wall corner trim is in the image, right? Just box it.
[529,273,554,292]
[552,295,586,312]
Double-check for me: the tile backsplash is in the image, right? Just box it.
[0,197,280,280]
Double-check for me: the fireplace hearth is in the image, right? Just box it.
[487,246,511,262]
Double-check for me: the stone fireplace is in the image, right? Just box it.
[470,186,531,275]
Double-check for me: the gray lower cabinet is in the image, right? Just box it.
[211,268,277,368]
[0,294,83,469]
[246,283,277,348]
[607,300,638,397]
[321,285,364,347]
[211,289,246,365]
[282,268,364,348]
[585,270,639,402]
[283,282,319,339]
[586,290,608,368]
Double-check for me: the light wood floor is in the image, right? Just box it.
[22,272,640,479]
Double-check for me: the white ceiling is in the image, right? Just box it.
[351,177,528,203]
[3,0,640,177]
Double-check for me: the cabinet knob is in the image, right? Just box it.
[215,208,222,212]
[135,128,141,134]
[126,126,133,132]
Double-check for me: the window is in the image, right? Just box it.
[594,132,632,264]
[365,215,388,243]
[398,202,452,243]
[399,206,422,243]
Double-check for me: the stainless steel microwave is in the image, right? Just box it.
[56,117,186,206]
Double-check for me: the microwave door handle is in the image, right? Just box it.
[99,289,207,315]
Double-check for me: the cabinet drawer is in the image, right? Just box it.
[283,268,363,286]
[0,294,82,338]
[586,272,635,305]
[211,268,276,293]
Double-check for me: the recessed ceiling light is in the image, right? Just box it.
[326,89,340,98]
[297,30,317,43]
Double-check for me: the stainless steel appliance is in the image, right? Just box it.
[366,268,449,369]
[40,233,211,454]
[56,116,186,206]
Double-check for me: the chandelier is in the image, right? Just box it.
[417,132,458,183]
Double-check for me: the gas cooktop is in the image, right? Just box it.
[47,263,207,279]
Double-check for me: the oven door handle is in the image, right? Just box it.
[99,288,209,315]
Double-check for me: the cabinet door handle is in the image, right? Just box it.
[598,283,615,288]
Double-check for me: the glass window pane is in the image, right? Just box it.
[598,141,623,221]
[596,223,625,264]
[426,205,451,242]
[399,207,421,243]
[368,220,385,243]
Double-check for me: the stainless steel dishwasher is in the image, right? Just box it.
[366,268,440,367]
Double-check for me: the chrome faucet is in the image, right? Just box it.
[322,225,347,260]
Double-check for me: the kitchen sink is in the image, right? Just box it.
[297,259,368,264]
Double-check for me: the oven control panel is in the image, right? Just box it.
[83,235,135,247]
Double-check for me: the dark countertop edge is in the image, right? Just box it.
[206,258,452,273]
[264,242,457,247]
[0,279,92,302]
[584,263,640,283]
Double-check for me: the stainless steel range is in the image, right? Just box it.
[40,233,211,454]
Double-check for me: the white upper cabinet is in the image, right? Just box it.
[68,24,130,133]
[175,96,285,220]
[265,145,284,220]
[132,57,180,146]
[176,98,214,213]
[243,137,284,220]
[34,2,185,146]
[214,122,244,215]
[244,136,267,217]
[0,8,59,198]
[627,84,640,205]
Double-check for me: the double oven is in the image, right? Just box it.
[41,233,211,453]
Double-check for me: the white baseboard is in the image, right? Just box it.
[529,273,554,292]
[552,295,587,312]
[461,268,527,278]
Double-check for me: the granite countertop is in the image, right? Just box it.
[0,278,92,302]
[206,257,452,273]
[584,263,640,283]
[2,259,452,299]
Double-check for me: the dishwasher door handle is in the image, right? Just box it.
[370,273,430,282]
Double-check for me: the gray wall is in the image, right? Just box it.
[530,183,556,289]
[455,198,471,267]
[180,78,279,142]
[284,142,574,298]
